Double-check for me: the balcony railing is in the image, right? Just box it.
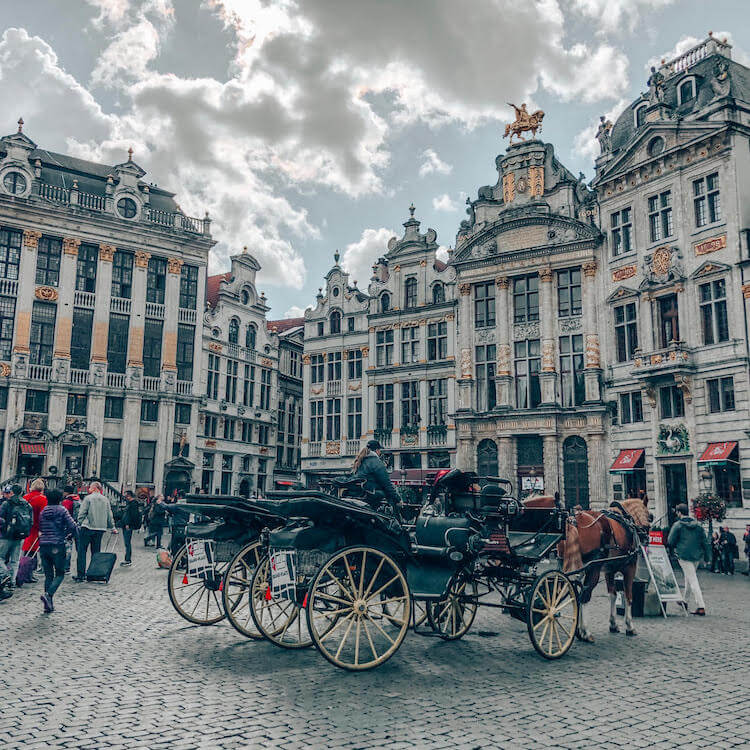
[633,343,694,378]
[107,372,125,389]
[374,428,392,447]
[327,380,342,396]
[308,442,322,457]
[77,191,105,211]
[74,290,96,309]
[110,297,131,315]
[427,424,448,446]
[143,376,160,392]
[145,302,165,320]
[176,380,192,396]
[28,364,51,381]
[38,182,69,204]
[178,308,197,325]
[0,278,18,297]
[345,439,361,455]
[70,368,89,385]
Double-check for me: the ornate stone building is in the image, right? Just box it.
[594,34,750,529]
[452,139,607,506]
[0,121,213,494]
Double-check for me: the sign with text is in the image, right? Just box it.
[641,543,683,615]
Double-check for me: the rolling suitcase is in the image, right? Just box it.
[86,533,117,583]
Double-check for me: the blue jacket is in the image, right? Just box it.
[39,505,78,546]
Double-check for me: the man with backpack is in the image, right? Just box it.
[0,484,33,597]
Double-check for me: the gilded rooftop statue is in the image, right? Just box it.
[504,102,545,144]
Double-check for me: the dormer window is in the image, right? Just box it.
[678,78,696,105]
[228,318,239,344]
[246,324,257,350]
[117,196,137,219]
[380,293,390,313]
[404,277,417,308]
[240,289,250,305]
[634,104,647,128]
[330,310,341,334]
[432,283,445,304]
[3,171,27,195]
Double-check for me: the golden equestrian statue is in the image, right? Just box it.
[503,103,545,144]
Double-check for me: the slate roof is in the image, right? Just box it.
[267,318,304,333]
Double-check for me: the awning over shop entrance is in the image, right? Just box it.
[610,449,644,473]
[19,443,46,455]
[697,441,738,465]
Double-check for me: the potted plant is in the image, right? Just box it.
[692,491,726,566]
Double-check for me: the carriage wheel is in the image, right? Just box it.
[167,544,228,626]
[426,575,478,640]
[249,556,312,648]
[306,546,410,671]
[413,599,430,629]
[526,570,578,660]
[222,541,264,639]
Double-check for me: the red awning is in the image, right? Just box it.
[20,443,46,455]
[698,441,738,464]
[610,449,644,473]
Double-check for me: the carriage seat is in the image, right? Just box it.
[330,476,366,490]
[414,516,472,550]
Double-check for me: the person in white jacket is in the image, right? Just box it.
[74,481,117,581]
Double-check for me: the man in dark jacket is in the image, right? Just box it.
[0,484,33,595]
[353,440,402,513]
[719,526,738,575]
[38,489,78,612]
[118,491,141,566]
[668,503,712,615]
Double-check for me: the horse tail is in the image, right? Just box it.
[562,520,583,573]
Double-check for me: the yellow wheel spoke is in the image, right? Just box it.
[362,557,384,599]
[358,550,367,598]
[320,612,354,643]
[342,553,358,600]
[354,617,362,666]
[334,614,356,658]
[366,574,400,604]
[364,612,396,645]
[362,619,379,662]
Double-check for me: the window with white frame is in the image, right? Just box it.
[428,379,447,425]
[207,353,220,399]
[659,385,684,419]
[476,344,497,411]
[401,326,420,364]
[327,351,342,381]
[375,384,393,430]
[707,376,735,413]
[559,334,585,407]
[678,78,696,105]
[619,391,644,424]
[557,268,581,317]
[427,321,447,361]
[325,398,341,439]
[347,349,362,379]
[376,330,394,366]
[693,173,721,227]
[699,279,729,345]
[310,400,324,441]
[400,381,420,428]
[614,302,638,362]
[648,190,673,242]
[610,207,632,257]
[347,397,362,439]
[310,354,324,383]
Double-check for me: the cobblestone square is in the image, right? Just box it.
[2,534,749,749]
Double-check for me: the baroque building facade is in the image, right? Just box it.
[595,34,750,529]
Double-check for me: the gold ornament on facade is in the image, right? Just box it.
[393,265,401,272]
[651,246,671,276]
[167,257,184,274]
[503,103,545,144]
[612,265,637,282]
[582,261,598,278]
[502,172,515,203]
[208,342,222,353]
[539,268,553,283]
[326,441,341,456]
[529,165,544,197]
[419,260,427,267]
[458,283,471,296]
[35,286,58,302]
[585,334,600,368]
[134,250,151,268]
[99,244,115,262]
[541,340,555,372]
[62,237,81,256]
[23,229,42,250]
[302,354,311,365]
[360,346,369,356]
[495,276,510,289]
[445,313,455,321]
[0,363,10,377]
[742,284,750,300]
[695,234,727,256]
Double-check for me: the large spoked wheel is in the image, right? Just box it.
[526,570,579,660]
[222,541,263,639]
[167,544,228,625]
[249,556,312,649]
[426,575,478,641]
[306,546,411,671]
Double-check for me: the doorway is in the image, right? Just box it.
[62,445,88,476]
[563,436,589,509]
[663,463,688,526]
[165,470,191,498]
[658,294,680,348]
[17,454,43,477]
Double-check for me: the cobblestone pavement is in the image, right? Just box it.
[2,533,749,749]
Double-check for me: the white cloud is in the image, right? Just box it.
[432,193,458,212]
[341,227,394,287]
[419,148,452,177]
[565,0,675,34]
[649,31,750,72]
[284,305,307,318]
[91,18,163,86]
[436,245,450,263]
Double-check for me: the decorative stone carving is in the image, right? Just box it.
[647,66,665,104]
[12,354,27,378]
[208,342,222,353]
[675,374,692,404]
[657,423,689,455]
[644,246,683,285]
[52,359,68,382]
[167,257,183,274]
[514,322,540,340]
[742,284,750,300]
[495,276,509,289]
[596,116,613,154]
[582,261,598,278]
[497,344,511,376]
[326,441,341,455]
[559,317,582,332]
[643,385,657,409]
[99,244,115,262]
[62,237,80,256]
[695,234,727,256]
[612,265,637,282]
[92,363,106,387]
[502,172,515,203]
[302,354,311,365]
[0,362,10,377]
[710,59,731,100]
[475,329,495,344]
[23,229,42,250]
[503,103,545,144]
[35,286,58,302]
[134,250,151,268]
[460,348,472,379]
[311,386,323,396]
[529,165,544,197]
[539,268,553,283]
[458,283,471,296]
[360,346,369,356]
[585,334,600,368]
[542,340,555,372]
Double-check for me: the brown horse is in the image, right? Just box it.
[559,499,651,640]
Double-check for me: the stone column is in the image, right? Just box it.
[539,268,556,404]
[360,345,370,436]
[301,354,311,457]
[127,250,150,380]
[586,431,608,511]
[121,394,142,492]
[154,397,175,492]
[392,265,402,309]
[457,431,474,471]
[543,434,559,497]
[456,282,473,411]
[494,276,512,407]
[418,377,428,451]
[498,435,514,482]
[161,257,181,397]
[91,244,114,366]
[639,294,654,354]
[582,261,601,402]
[12,229,41,358]
[51,237,80,382]
[445,312,456,367]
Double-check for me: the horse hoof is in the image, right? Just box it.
[609,625,620,634]
[626,630,636,637]
[577,632,595,643]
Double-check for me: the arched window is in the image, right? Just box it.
[330,310,341,334]
[678,79,695,105]
[432,283,445,304]
[228,318,239,344]
[477,439,498,477]
[634,104,647,128]
[380,293,390,313]
[563,436,589,510]
[245,324,257,350]
[404,277,417,308]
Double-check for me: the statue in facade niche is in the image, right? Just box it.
[710,59,731,100]
[595,116,612,154]
[647,66,665,104]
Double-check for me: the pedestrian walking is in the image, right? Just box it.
[38,489,78,612]
[118,491,141,567]
[719,526,738,575]
[667,503,712,616]
[743,525,750,576]
[61,486,79,573]
[74,481,117,581]
[710,531,723,573]
[0,484,33,598]
[22,477,48,557]
[144,495,168,548]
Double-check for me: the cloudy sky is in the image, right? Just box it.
[1,1,747,317]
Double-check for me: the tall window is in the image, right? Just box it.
[658,294,679,348]
[330,310,341,334]
[175,402,191,424]
[699,279,728,345]
[136,441,156,483]
[346,397,361,439]
[648,190,673,242]
[204,415,218,437]
[404,278,418,308]
[327,351,342,381]
[0,227,21,280]
[0,296,16,361]
[660,385,684,419]
[25,389,49,413]
[100,439,121,482]
[557,268,581,317]
[347,349,362,379]
[427,321,447,361]
[107,313,129,373]
[401,326,420,364]
[693,173,721,227]
[111,250,133,299]
[146,256,167,304]
[559,334,584,407]
[376,384,394,430]
[310,400,324,441]
[207,353,220,399]
[679,79,695,104]
[326,398,341,439]
[71,308,93,370]
[428,378,447,425]
[176,324,194,380]
[515,339,541,409]
[223,417,236,440]
[143,320,163,377]
[140,399,159,422]
[179,264,198,309]
[513,274,539,323]
[104,396,124,419]
[29,302,56,366]
[376,330,394,366]
[380,293,390,313]
[614,302,638,362]
[317,322,324,337]
[243,364,255,406]
[35,236,62,286]
[707,377,735,413]
[221,454,233,494]
[610,208,632,257]
[246,324,257,350]
[225,359,238,403]
[401,381,420,428]
[432,283,445,304]
[260,368,271,409]
[474,282,495,328]
[619,391,644,424]
[201,453,214,492]
[476,344,496,411]
[635,104,647,128]
[228,318,239,344]
[75,243,98,292]
[66,393,88,416]
[310,354,324,383]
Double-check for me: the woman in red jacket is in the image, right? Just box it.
[22,478,48,553]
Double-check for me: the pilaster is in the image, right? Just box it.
[13,229,41,355]
[582,261,601,402]
[457,282,473,411]
[543,434,559,497]
[91,244,114,364]
[539,268,556,404]
[127,251,150,369]
[52,237,80,364]
[494,276,513,407]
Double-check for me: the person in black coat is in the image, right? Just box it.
[118,492,141,566]
[144,495,168,548]
[719,526,738,575]
[352,439,401,513]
